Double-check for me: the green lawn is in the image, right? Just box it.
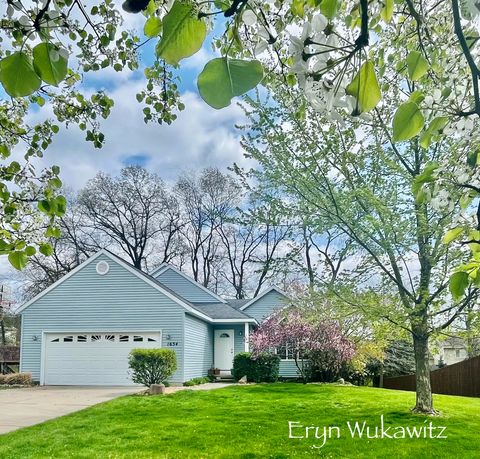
[0,384,478,458]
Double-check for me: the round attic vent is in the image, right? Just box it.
[96,261,110,275]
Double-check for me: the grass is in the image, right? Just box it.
[0,383,478,458]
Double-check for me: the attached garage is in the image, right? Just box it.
[42,332,161,386]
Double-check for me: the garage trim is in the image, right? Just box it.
[40,329,162,385]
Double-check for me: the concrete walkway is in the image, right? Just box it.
[0,386,141,434]
[0,383,235,434]
[165,382,234,394]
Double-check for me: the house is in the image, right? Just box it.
[16,250,298,385]
[429,336,478,368]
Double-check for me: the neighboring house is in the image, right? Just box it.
[17,250,297,386]
[429,336,476,368]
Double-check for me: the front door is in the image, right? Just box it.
[214,329,234,370]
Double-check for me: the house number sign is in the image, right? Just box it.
[166,341,179,347]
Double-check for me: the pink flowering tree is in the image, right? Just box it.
[249,308,355,383]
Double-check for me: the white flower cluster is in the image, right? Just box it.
[287,15,358,120]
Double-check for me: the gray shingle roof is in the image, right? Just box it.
[191,302,253,320]
[226,299,251,309]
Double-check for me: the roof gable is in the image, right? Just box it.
[16,250,211,321]
[151,264,226,304]
[239,287,290,311]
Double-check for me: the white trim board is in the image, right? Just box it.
[239,286,290,311]
[150,263,227,304]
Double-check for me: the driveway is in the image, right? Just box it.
[0,386,141,434]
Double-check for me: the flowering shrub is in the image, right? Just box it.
[250,308,355,382]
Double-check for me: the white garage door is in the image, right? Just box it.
[43,332,162,386]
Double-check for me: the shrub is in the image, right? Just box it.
[128,348,177,387]
[0,372,33,386]
[232,352,280,383]
[183,376,210,387]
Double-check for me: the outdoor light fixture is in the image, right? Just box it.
[32,335,39,341]
[166,334,172,340]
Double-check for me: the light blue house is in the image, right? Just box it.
[17,249,298,385]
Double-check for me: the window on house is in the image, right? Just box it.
[133,335,143,342]
[77,335,87,342]
[147,337,157,342]
[63,336,74,342]
[104,335,115,342]
[51,338,59,342]
[275,344,296,360]
[91,335,101,342]
[119,335,129,342]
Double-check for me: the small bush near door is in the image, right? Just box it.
[183,376,211,387]
[232,352,280,383]
[128,348,177,387]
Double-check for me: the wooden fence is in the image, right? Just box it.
[0,346,19,363]
[0,346,20,374]
[383,355,480,397]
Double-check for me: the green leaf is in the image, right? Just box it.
[380,0,393,22]
[144,16,162,38]
[346,61,381,114]
[392,102,424,142]
[38,200,52,215]
[419,116,448,149]
[412,162,439,196]
[0,52,41,97]
[408,90,425,105]
[321,0,339,19]
[291,0,305,17]
[449,271,469,301]
[467,150,479,168]
[8,251,28,271]
[443,227,463,244]
[55,195,67,216]
[25,246,36,256]
[155,0,206,66]
[33,43,68,86]
[48,177,63,189]
[406,51,429,81]
[39,243,54,256]
[197,58,264,109]
[45,226,61,238]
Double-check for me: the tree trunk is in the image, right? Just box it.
[412,332,435,414]
[0,319,5,346]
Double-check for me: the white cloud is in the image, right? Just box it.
[20,76,254,190]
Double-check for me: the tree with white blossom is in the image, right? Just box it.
[237,76,479,413]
